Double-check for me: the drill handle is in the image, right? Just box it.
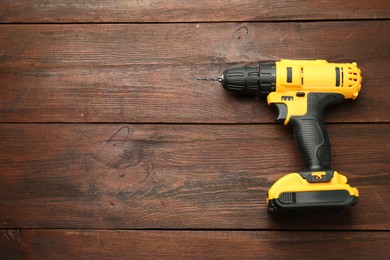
[288,93,344,172]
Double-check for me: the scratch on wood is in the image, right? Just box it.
[346,32,355,39]
[371,10,377,19]
[147,169,169,207]
[143,163,154,182]
[4,229,23,245]
[116,190,134,203]
[106,126,132,145]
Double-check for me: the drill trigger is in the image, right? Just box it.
[273,103,288,123]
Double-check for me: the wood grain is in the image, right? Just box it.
[1,1,388,258]
[0,0,389,23]
[0,124,388,230]
[1,229,389,259]
[0,21,389,123]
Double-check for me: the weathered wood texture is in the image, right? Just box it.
[1,124,388,230]
[1,21,389,123]
[1,230,389,259]
[0,0,389,23]
[1,1,389,258]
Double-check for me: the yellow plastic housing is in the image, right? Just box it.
[266,171,359,203]
[267,59,362,124]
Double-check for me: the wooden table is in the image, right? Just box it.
[1,1,389,258]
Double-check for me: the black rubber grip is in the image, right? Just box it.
[289,93,344,171]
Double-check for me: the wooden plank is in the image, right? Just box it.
[0,21,389,123]
[0,0,389,23]
[0,124,388,230]
[1,229,389,259]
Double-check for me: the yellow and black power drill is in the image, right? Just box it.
[199,59,362,212]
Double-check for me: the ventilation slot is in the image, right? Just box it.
[347,67,358,88]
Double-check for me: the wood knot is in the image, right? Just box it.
[96,125,141,169]
[5,229,23,245]
[232,26,249,44]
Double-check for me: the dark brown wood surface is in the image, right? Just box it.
[0,0,389,23]
[0,124,388,229]
[1,21,389,123]
[1,230,389,259]
[1,0,389,259]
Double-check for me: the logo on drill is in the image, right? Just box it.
[281,96,294,101]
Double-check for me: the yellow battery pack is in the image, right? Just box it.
[267,171,359,212]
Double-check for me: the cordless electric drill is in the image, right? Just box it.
[199,59,362,212]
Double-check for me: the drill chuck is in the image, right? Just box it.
[221,63,276,96]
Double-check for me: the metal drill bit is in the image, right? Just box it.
[197,76,223,82]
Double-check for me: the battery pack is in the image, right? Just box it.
[267,171,359,213]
